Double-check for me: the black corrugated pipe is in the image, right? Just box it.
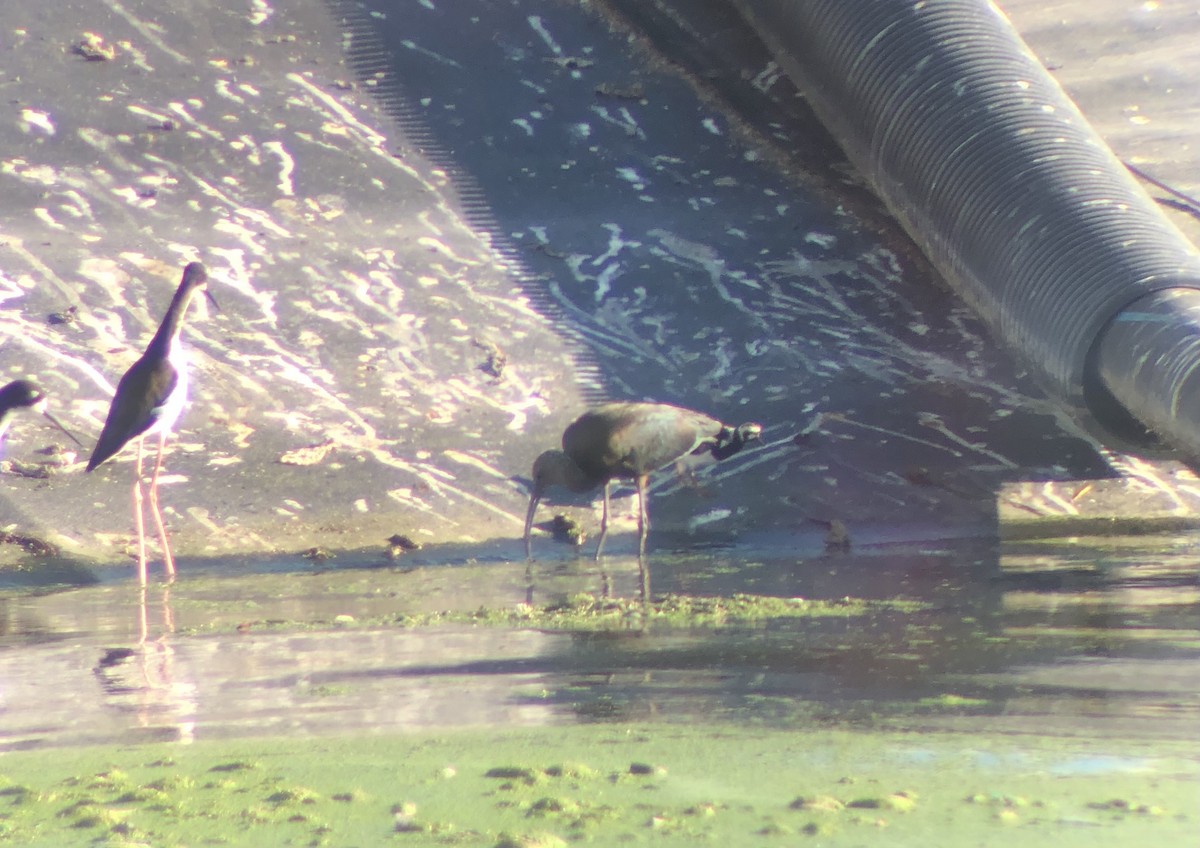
[732,0,1200,459]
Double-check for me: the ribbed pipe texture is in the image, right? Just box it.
[734,0,1200,454]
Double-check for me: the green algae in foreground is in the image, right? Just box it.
[0,725,1193,847]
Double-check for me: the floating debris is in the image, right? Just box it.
[47,306,77,326]
[279,439,335,466]
[1,460,51,479]
[392,800,420,832]
[549,55,594,71]
[594,81,645,101]
[790,795,844,813]
[823,518,852,551]
[71,33,117,61]
[550,514,586,546]
[847,791,917,812]
[628,762,664,776]
[386,533,421,560]
[0,530,59,556]
[474,339,507,379]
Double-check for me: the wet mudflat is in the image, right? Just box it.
[0,536,1196,845]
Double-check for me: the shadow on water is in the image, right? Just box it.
[0,532,1196,751]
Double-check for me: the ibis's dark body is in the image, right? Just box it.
[565,403,741,486]
[525,402,762,564]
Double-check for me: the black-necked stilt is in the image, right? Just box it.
[0,379,82,450]
[86,262,216,584]
[524,402,762,564]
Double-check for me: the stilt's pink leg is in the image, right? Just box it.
[133,439,148,585]
[147,430,175,579]
[137,585,149,646]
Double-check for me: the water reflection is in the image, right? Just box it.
[89,585,197,744]
[0,537,1195,750]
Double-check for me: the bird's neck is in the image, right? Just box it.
[565,460,599,492]
[553,453,599,493]
[146,285,197,355]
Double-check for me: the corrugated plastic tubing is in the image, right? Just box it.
[735,0,1200,457]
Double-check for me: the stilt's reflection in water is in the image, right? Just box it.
[94,584,196,744]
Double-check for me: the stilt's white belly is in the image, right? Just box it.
[146,340,189,438]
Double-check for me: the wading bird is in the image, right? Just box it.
[0,380,82,450]
[524,402,762,565]
[87,262,216,584]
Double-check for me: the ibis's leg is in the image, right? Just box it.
[636,475,650,559]
[594,481,612,560]
[147,430,175,579]
[132,439,148,586]
[636,474,650,602]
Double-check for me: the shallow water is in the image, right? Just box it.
[0,535,1196,752]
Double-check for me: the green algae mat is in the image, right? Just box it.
[0,725,1193,847]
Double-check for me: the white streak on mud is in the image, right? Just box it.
[918,413,1019,469]
[33,208,64,230]
[214,79,246,105]
[527,15,563,56]
[206,249,280,327]
[167,102,224,142]
[19,109,55,135]
[262,141,296,196]
[592,223,641,266]
[248,0,272,26]
[105,0,189,62]
[835,417,965,457]
[401,39,462,68]
[589,105,645,139]
[651,229,769,331]
[443,449,511,479]
[287,72,388,148]
[10,334,117,397]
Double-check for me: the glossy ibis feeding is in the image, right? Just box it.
[86,262,217,584]
[0,380,82,450]
[524,402,762,564]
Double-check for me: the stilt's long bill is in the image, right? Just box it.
[86,262,217,585]
[524,402,762,565]
[0,380,82,450]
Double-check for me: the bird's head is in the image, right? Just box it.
[530,449,570,495]
[524,449,584,559]
[0,380,82,446]
[180,261,219,313]
[710,421,764,461]
[0,380,44,412]
[736,422,764,444]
